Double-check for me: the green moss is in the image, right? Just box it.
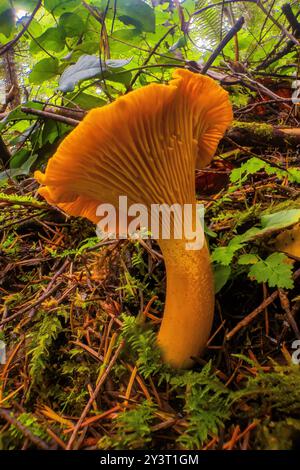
[232,120,274,139]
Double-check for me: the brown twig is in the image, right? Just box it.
[226,291,279,341]
[20,107,80,126]
[0,408,50,449]
[65,339,125,450]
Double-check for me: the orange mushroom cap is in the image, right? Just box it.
[35,69,233,221]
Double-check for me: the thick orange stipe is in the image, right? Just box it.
[35,69,233,368]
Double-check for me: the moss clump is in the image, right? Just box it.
[232,120,274,139]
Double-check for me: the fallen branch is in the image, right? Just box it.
[20,107,80,127]
[226,291,279,341]
[226,121,300,147]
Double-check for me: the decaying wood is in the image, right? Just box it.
[226,121,300,147]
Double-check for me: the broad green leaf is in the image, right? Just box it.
[59,12,84,37]
[0,0,10,15]
[14,0,38,8]
[44,0,81,15]
[0,2,14,37]
[25,17,43,37]
[58,54,132,92]
[41,120,60,145]
[29,58,59,84]
[30,27,65,53]
[238,210,300,243]
[214,265,231,293]
[117,0,155,33]
[248,253,294,289]
[104,69,132,85]
[0,154,38,182]
[110,28,142,54]
[261,210,300,231]
[0,102,43,131]
[67,92,106,110]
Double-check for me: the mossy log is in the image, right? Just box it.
[226,121,300,148]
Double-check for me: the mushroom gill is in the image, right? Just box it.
[35,69,233,368]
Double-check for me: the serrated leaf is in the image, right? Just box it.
[238,254,259,265]
[58,55,132,92]
[230,157,265,183]
[248,253,294,289]
[212,240,244,266]
[29,58,59,84]
[287,168,300,183]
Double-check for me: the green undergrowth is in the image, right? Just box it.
[1,159,300,450]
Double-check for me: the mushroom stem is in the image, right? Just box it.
[157,236,214,369]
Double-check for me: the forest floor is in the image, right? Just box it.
[1,101,300,450]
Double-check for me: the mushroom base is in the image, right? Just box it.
[157,238,214,369]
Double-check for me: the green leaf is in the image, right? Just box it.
[0,154,38,182]
[29,58,59,84]
[30,27,65,53]
[110,28,142,54]
[238,254,259,265]
[0,1,14,37]
[287,168,300,183]
[248,253,294,289]
[58,54,132,92]
[25,17,43,37]
[41,120,60,145]
[237,210,300,243]
[44,0,81,15]
[214,265,231,293]
[67,92,106,110]
[9,148,32,169]
[261,210,300,231]
[0,102,44,131]
[212,240,245,266]
[117,0,155,33]
[59,12,84,37]
[169,35,187,52]
[230,157,265,183]
[104,69,132,85]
